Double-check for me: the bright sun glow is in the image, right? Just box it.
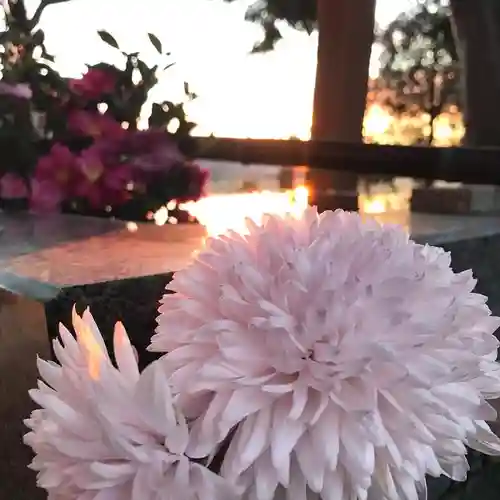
[359,192,409,214]
[362,196,387,214]
[144,187,405,239]
[363,104,393,138]
[179,186,309,236]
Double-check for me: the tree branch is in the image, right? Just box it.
[30,0,71,29]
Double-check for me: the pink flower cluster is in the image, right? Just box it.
[69,68,116,100]
[30,142,133,211]
[0,68,207,212]
[29,126,206,212]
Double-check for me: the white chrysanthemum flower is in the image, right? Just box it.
[25,307,237,500]
[151,208,500,500]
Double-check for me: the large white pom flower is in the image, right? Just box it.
[25,308,237,500]
[151,208,500,500]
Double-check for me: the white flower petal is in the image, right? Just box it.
[26,309,236,500]
[113,322,140,384]
[151,208,500,499]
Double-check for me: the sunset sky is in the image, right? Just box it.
[24,0,412,139]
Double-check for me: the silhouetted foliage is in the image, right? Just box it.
[220,0,317,52]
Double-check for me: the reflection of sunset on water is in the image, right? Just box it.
[179,186,309,237]
[146,185,410,238]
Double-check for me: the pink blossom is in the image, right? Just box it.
[0,173,28,199]
[25,308,238,500]
[170,161,209,201]
[118,129,185,173]
[68,109,125,139]
[33,144,79,182]
[0,81,32,99]
[104,129,208,200]
[30,144,81,211]
[30,179,64,212]
[69,68,116,100]
[75,145,132,208]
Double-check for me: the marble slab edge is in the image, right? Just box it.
[0,270,61,302]
[0,271,175,369]
[44,272,174,368]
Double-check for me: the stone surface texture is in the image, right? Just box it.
[411,186,500,215]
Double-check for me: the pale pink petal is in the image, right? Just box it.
[152,207,500,500]
[25,308,237,500]
[0,173,28,198]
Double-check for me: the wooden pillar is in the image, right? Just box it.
[308,0,376,211]
[450,0,500,146]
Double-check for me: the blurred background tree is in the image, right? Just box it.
[218,0,500,149]
[376,0,460,146]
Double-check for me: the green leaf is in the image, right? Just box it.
[97,30,119,49]
[148,33,162,54]
[41,0,73,5]
[136,59,150,78]
[32,29,45,46]
[251,22,282,53]
[180,121,197,135]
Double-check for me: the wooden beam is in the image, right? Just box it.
[194,137,500,186]
[8,136,500,187]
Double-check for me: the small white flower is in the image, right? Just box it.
[25,307,237,500]
[151,208,500,500]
